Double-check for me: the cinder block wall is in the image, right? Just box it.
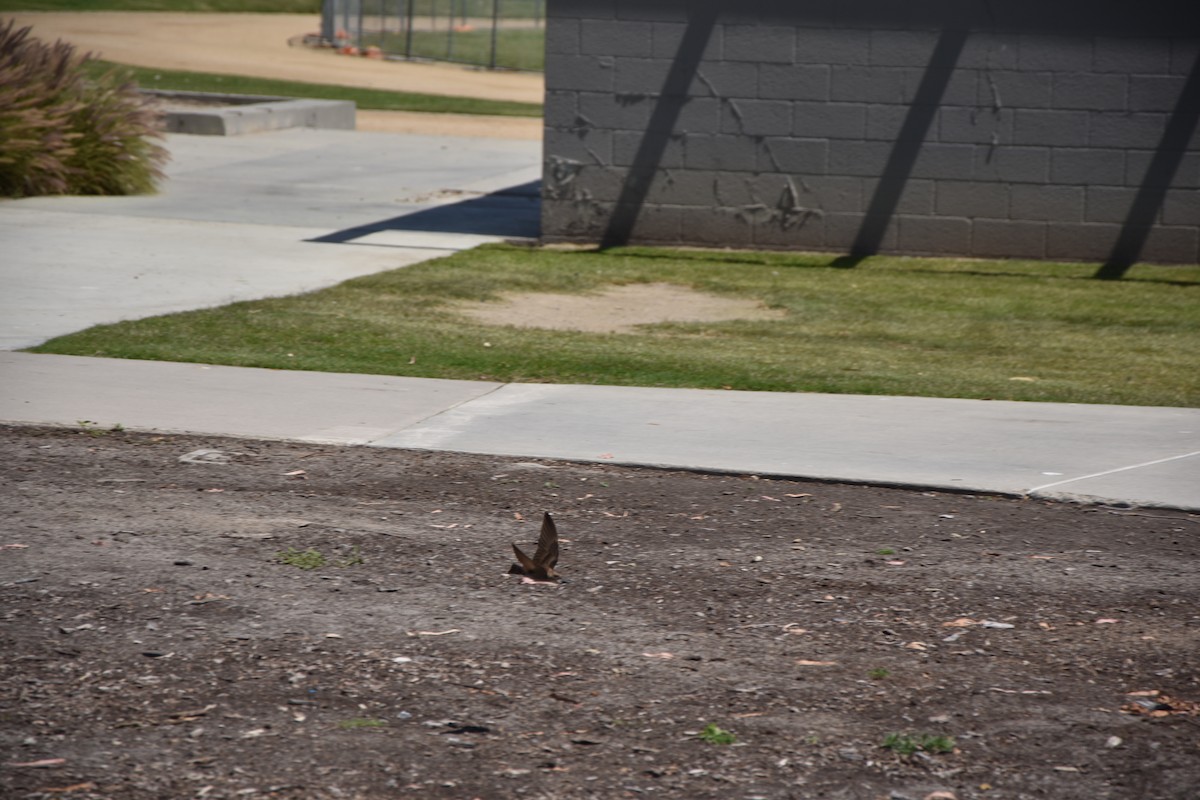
[541,0,1199,264]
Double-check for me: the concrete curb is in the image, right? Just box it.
[146,90,355,136]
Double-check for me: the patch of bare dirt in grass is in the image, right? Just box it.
[456,283,787,334]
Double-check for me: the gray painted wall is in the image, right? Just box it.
[541,0,1199,265]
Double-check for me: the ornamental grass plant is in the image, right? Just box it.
[0,20,167,198]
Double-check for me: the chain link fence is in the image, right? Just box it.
[322,0,546,71]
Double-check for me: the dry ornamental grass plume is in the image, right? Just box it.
[509,512,561,582]
[0,20,167,198]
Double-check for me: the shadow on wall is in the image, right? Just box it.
[1096,51,1200,280]
[593,4,1199,274]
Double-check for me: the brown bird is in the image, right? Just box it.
[509,512,560,582]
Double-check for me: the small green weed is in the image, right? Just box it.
[868,668,890,680]
[77,419,124,437]
[876,548,895,555]
[337,546,364,567]
[698,723,737,745]
[882,732,956,756]
[277,547,326,570]
[338,717,386,730]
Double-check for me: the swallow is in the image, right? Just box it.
[509,512,560,582]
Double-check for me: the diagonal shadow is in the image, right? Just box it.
[308,181,541,244]
[1096,51,1200,280]
[599,1,719,250]
[832,28,970,268]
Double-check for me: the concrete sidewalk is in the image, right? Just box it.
[1,127,1196,511]
[2,352,1197,511]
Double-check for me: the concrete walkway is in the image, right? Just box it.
[2,129,1197,511]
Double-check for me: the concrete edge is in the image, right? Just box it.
[145,89,356,136]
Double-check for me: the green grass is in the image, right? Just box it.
[81,59,542,117]
[368,27,545,72]
[698,723,737,745]
[0,1,320,10]
[31,245,1200,408]
[882,732,956,756]
[276,547,326,570]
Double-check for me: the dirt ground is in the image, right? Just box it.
[6,12,544,139]
[456,283,788,334]
[2,424,1198,800]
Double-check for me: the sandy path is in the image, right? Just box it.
[7,11,544,139]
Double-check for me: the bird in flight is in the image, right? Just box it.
[510,512,560,582]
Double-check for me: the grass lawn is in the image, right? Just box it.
[32,246,1200,408]
[84,60,543,117]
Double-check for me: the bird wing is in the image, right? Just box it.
[511,543,537,574]
[532,512,559,569]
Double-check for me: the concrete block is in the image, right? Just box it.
[545,127,613,165]
[939,107,1014,145]
[753,209,828,249]
[972,219,1048,258]
[869,29,941,67]
[545,18,581,55]
[978,71,1052,110]
[1050,148,1127,185]
[1051,73,1128,112]
[865,105,927,142]
[650,97,722,134]
[759,137,828,174]
[758,64,830,101]
[650,169,719,206]
[831,66,909,104]
[1163,188,1200,226]
[957,33,1020,70]
[935,181,1010,218]
[1018,35,1094,72]
[546,54,615,91]
[614,130,684,168]
[910,144,976,180]
[579,92,649,130]
[827,140,892,177]
[685,134,759,171]
[794,101,867,139]
[796,176,863,213]
[974,145,1050,183]
[824,212,898,251]
[1126,151,1199,189]
[614,58,673,95]
[1170,39,1200,75]
[1138,226,1199,264]
[1013,109,1089,146]
[724,24,795,63]
[1010,185,1086,222]
[683,206,754,246]
[722,99,793,136]
[1089,112,1169,149]
[582,20,654,57]
[898,215,972,255]
[545,90,580,129]
[1085,186,1142,224]
[1129,76,1189,113]
[1046,222,1122,260]
[651,21,723,60]
[692,62,759,100]
[1093,37,1171,74]
[864,178,936,214]
[615,0,687,22]
[151,92,355,136]
[796,28,870,66]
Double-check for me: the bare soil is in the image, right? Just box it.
[2,424,1198,800]
[457,284,788,334]
[7,12,544,139]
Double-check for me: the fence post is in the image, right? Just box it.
[489,0,500,70]
[404,0,414,59]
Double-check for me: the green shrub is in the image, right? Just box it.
[0,20,167,198]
